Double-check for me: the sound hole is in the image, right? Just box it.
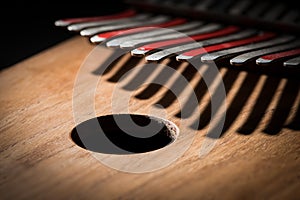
[70,114,178,154]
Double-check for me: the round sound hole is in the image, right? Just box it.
[70,114,179,154]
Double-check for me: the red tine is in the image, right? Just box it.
[96,18,187,40]
[136,26,240,52]
[257,48,300,64]
[179,32,275,58]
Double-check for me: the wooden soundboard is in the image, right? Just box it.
[0,35,299,199]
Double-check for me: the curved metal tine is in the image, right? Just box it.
[130,26,240,56]
[119,23,224,49]
[145,29,258,62]
[89,18,190,44]
[284,56,300,67]
[105,21,204,48]
[200,35,295,62]
[230,40,300,66]
[175,32,276,61]
[256,48,300,65]
[80,15,170,37]
[67,14,150,32]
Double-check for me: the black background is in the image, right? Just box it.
[1,0,128,70]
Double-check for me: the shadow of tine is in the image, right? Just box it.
[154,63,199,108]
[263,78,300,135]
[92,49,127,76]
[122,62,159,91]
[285,99,300,130]
[106,55,142,82]
[237,76,281,135]
[192,68,241,132]
[89,48,299,139]
[196,72,261,138]
[134,59,181,99]
[175,63,219,119]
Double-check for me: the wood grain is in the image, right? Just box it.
[0,36,299,199]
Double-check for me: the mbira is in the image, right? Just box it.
[1,0,299,199]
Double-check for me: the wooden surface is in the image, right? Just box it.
[0,36,299,199]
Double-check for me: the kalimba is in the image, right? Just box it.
[1,0,299,199]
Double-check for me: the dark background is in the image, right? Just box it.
[1,0,128,70]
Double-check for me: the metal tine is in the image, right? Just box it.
[89,18,188,44]
[105,21,204,48]
[176,32,277,61]
[67,14,150,32]
[119,23,224,49]
[80,15,171,37]
[131,26,239,56]
[256,48,300,65]
[228,0,252,15]
[199,35,295,62]
[284,56,300,67]
[230,40,300,66]
[145,29,258,62]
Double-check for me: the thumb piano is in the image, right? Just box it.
[1,0,299,199]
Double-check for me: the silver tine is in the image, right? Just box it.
[145,29,257,62]
[105,21,204,48]
[131,49,149,57]
[166,21,204,32]
[67,14,150,32]
[145,43,201,62]
[283,56,300,67]
[90,21,203,44]
[130,23,225,56]
[181,23,223,36]
[230,40,300,66]
[80,15,170,37]
[106,29,171,48]
[106,29,178,48]
[120,32,189,49]
[256,48,300,65]
[199,35,295,62]
[55,20,73,27]
[119,23,223,49]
